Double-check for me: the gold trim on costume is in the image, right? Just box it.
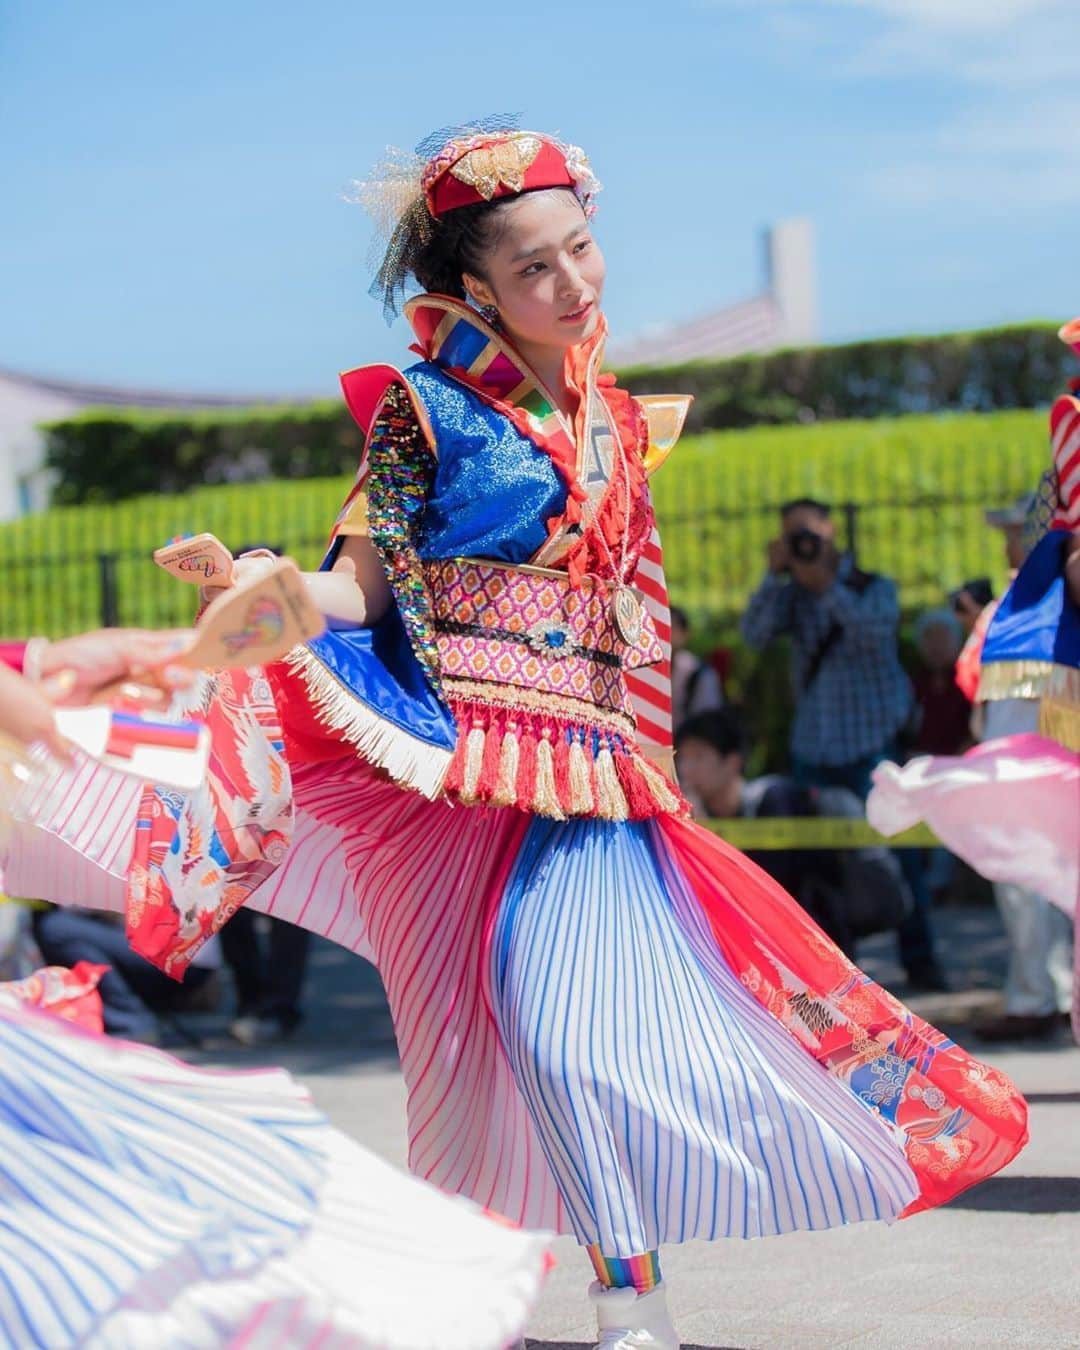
[636,394,693,477]
[977,659,1056,703]
[336,489,370,537]
[441,674,637,738]
[1039,697,1080,752]
[1039,666,1080,751]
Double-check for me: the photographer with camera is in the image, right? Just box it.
[742,502,913,795]
[741,499,945,990]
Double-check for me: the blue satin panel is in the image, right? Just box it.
[307,536,456,754]
[982,529,1080,671]
[405,363,567,564]
[300,363,570,761]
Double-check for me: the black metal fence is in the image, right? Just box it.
[0,493,1017,643]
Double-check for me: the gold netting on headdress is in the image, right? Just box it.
[351,115,521,323]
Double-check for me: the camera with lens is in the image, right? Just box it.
[785,528,824,566]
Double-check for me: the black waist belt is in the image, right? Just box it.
[434,617,622,669]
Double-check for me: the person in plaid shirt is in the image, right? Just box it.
[741,499,945,991]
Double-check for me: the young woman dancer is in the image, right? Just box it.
[6,124,1027,1348]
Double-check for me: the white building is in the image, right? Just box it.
[609,219,818,369]
[0,369,280,521]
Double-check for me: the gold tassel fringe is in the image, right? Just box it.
[490,727,521,808]
[1039,696,1080,753]
[594,742,629,821]
[533,734,566,821]
[568,735,594,815]
[636,755,684,814]
[461,725,487,802]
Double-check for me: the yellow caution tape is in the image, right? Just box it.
[701,817,939,850]
[0,894,51,910]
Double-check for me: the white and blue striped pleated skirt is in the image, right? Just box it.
[489,817,918,1253]
[5,753,1027,1271]
[0,1004,549,1350]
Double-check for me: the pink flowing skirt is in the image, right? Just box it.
[868,733,1079,1038]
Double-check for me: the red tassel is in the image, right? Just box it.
[553,727,572,812]
[477,714,504,801]
[515,726,539,813]
[444,738,466,796]
[615,744,659,820]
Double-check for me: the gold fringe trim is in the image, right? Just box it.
[977,659,1055,703]
[1046,665,1080,702]
[533,734,566,821]
[594,743,629,822]
[461,725,486,802]
[568,735,594,815]
[440,674,636,739]
[1039,697,1080,753]
[284,645,451,800]
[490,728,521,808]
[636,755,685,814]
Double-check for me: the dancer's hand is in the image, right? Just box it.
[0,664,71,759]
[199,550,280,607]
[35,629,196,706]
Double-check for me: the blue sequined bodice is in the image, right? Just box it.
[405,363,567,565]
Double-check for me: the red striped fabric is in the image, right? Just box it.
[627,526,673,751]
[1051,395,1080,528]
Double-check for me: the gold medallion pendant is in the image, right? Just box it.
[611,585,645,646]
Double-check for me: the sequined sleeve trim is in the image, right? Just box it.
[366,382,442,690]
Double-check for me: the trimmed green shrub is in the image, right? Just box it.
[44,403,363,506]
[41,322,1071,506]
[1,407,1051,642]
[622,321,1071,431]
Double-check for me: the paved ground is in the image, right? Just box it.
[183,901,1080,1349]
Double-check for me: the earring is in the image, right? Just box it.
[479,303,500,328]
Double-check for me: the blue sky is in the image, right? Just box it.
[2,0,1076,395]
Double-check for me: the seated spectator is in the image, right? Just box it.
[670,605,724,729]
[911,608,971,756]
[675,709,911,958]
[31,905,220,1046]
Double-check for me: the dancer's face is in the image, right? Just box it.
[464,189,605,358]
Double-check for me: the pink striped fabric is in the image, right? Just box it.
[5,752,136,913]
[278,761,570,1234]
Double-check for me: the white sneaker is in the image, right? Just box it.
[589,1280,681,1349]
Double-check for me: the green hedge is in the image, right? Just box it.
[0,407,1051,641]
[42,322,1071,505]
[622,321,1070,431]
[43,402,363,506]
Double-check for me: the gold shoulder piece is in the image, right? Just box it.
[636,394,693,477]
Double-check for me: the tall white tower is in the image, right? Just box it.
[764,219,818,347]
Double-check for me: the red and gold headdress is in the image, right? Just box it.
[420,130,599,217]
[353,117,600,321]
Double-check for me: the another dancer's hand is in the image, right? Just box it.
[199,550,280,607]
[0,664,71,759]
[35,629,196,706]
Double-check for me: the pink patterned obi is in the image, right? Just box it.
[423,557,685,822]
